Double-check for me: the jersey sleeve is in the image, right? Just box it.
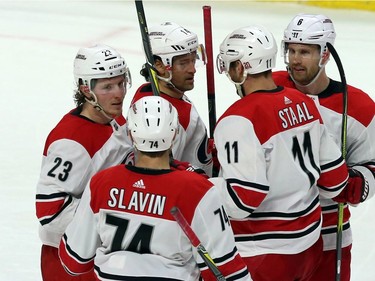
[213,115,269,219]
[316,124,349,199]
[36,139,93,244]
[58,180,99,275]
[191,187,252,281]
[346,111,375,201]
[180,104,212,177]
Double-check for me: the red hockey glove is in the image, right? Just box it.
[208,138,220,176]
[333,168,369,204]
[170,159,208,179]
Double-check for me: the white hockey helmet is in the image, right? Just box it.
[127,96,178,152]
[217,24,277,77]
[149,22,206,68]
[282,14,336,64]
[74,44,131,90]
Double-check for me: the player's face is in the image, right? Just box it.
[171,52,197,92]
[287,43,321,85]
[93,75,126,117]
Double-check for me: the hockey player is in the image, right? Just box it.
[132,21,213,176]
[273,14,375,281]
[35,44,133,281]
[213,25,350,281]
[58,96,252,281]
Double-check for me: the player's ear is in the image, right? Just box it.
[154,59,168,77]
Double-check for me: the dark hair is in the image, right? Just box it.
[139,55,162,82]
[73,78,97,107]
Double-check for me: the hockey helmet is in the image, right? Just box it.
[217,24,277,76]
[127,96,178,152]
[149,22,206,68]
[282,14,336,65]
[74,44,131,91]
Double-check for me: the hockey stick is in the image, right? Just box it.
[203,6,219,177]
[326,42,348,281]
[203,6,217,139]
[134,0,160,96]
[170,206,226,281]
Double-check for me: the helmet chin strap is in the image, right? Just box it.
[157,71,185,95]
[84,91,114,121]
[226,71,247,98]
[287,55,328,90]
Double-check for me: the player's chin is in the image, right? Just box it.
[109,106,123,116]
[291,71,305,82]
[184,80,195,91]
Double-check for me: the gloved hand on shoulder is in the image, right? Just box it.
[333,168,369,204]
[170,159,208,179]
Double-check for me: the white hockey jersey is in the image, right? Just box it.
[213,86,349,257]
[132,83,213,176]
[59,165,251,281]
[273,71,375,251]
[36,108,133,247]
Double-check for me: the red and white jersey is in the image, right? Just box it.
[59,166,251,281]
[213,86,348,257]
[36,108,133,247]
[273,70,375,250]
[132,83,213,176]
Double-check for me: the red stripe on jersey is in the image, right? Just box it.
[318,160,348,191]
[131,83,192,130]
[36,198,65,219]
[59,236,94,275]
[322,205,351,228]
[230,183,268,211]
[230,204,321,234]
[201,252,249,281]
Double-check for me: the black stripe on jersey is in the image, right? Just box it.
[39,194,73,225]
[320,156,344,171]
[363,162,375,178]
[94,265,181,280]
[322,202,348,212]
[226,268,251,281]
[62,234,94,263]
[36,191,69,200]
[248,196,320,219]
[227,178,269,192]
[234,219,321,242]
[226,178,269,214]
[321,221,350,235]
[317,179,347,193]
[197,246,237,269]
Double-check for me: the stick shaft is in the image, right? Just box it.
[170,207,226,280]
[327,42,348,281]
[203,6,217,139]
[135,0,159,96]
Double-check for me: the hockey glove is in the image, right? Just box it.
[333,168,369,204]
[170,159,208,179]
